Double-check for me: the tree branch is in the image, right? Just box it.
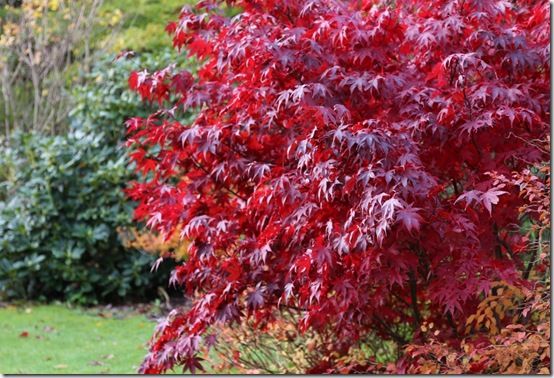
[189,156,248,201]
[373,315,408,346]
[408,270,421,328]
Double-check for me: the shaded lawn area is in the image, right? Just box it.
[0,304,158,374]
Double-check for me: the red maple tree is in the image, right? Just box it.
[125,0,550,373]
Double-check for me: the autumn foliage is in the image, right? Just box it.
[125,0,550,373]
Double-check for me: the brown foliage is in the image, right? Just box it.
[402,282,550,374]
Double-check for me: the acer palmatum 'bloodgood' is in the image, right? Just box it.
[125,0,549,373]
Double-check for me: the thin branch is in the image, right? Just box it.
[189,156,248,201]
[524,228,544,280]
[408,270,422,328]
[373,315,408,346]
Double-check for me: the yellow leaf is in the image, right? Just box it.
[48,0,59,11]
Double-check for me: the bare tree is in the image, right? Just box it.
[0,0,103,141]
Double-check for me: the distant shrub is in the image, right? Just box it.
[0,130,170,304]
[0,50,185,304]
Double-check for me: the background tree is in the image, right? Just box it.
[0,0,103,138]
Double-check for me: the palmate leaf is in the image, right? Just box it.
[455,188,508,215]
[396,206,423,233]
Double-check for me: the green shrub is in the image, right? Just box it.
[0,50,184,304]
[0,130,170,304]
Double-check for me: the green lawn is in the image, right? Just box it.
[0,304,157,374]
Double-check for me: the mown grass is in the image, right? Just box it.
[0,304,156,374]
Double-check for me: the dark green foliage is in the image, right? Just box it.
[0,50,180,304]
[0,131,169,304]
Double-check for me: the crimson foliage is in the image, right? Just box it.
[125,0,549,373]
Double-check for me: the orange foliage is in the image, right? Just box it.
[118,227,189,260]
[402,282,550,374]
[465,281,527,336]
